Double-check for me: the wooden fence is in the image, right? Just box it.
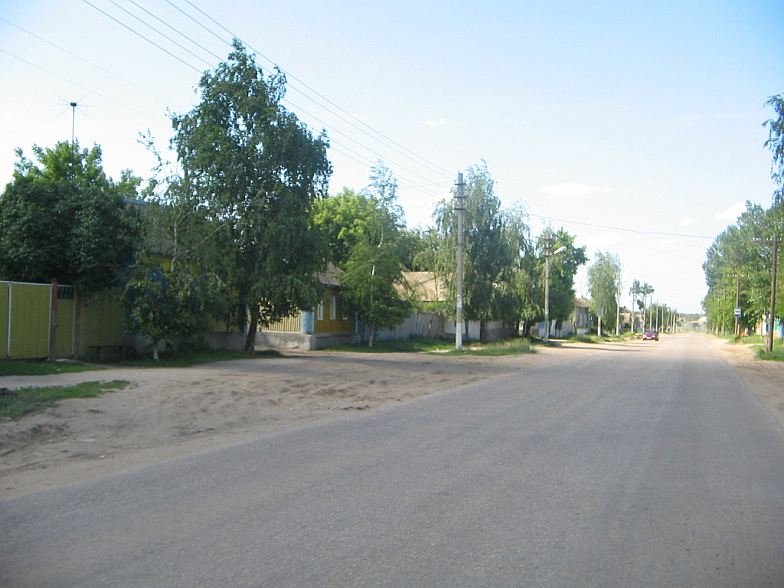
[1,281,125,360]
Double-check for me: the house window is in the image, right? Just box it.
[330,296,337,320]
[317,301,324,321]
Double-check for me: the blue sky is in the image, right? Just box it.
[2,0,782,313]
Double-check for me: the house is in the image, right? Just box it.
[255,263,358,350]
[570,297,592,335]
[372,271,447,342]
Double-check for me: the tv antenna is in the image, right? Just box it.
[58,96,90,144]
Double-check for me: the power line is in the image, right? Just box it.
[0,48,167,127]
[527,212,715,240]
[170,0,455,181]
[100,0,452,193]
[0,17,186,113]
[80,0,203,74]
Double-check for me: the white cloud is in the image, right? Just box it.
[680,217,694,226]
[424,118,446,126]
[714,202,746,221]
[541,182,609,197]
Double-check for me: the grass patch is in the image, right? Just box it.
[322,336,533,356]
[460,338,532,356]
[0,380,129,420]
[729,334,765,345]
[0,360,101,377]
[321,336,455,353]
[755,339,784,361]
[105,348,279,368]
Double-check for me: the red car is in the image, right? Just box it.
[642,329,659,341]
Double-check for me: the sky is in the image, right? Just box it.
[1,0,782,314]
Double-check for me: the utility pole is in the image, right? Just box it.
[727,274,742,338]
[543,231,566,343]
[455,172,465,351]
[753,238,780,353]
[544,232,552,342]
[769,237,779,353]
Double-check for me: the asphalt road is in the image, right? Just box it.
[2,333,784,587]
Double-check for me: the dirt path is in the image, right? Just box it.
[0,351,536,497]
[1,336,781,498]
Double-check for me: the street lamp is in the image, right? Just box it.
[543,233,566,343]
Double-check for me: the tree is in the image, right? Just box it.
[536,228,588,327]
[170,40,332,351]
[587,251,622,335]
[431,163,525,339]
[764,94,784,204]
[0,141,140,293]
[122,261,226,360]
[702,202,783,335]
[312,164,412,346]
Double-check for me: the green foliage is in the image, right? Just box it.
[170,40,331,350]
[313,165,412,343]
[0,142,141,293]
[0,380,128,420]
[702,202,783,333]
[122,260,228,358]
[587,251,622,333]
[0,360,101,376]
[537,228,588,323]
[764,94,784,204]
[431,164,531,329]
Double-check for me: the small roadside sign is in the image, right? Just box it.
[734,307,742,318]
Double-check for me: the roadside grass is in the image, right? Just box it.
[322,336,533,356]
[457,338,532,356]
[0,360,101,377]
[0,380,129,420]
[728,334,765,345]
[713,333,784,361]
[755,339,784,361]
[116,348,279,368]
[321,336,454,353]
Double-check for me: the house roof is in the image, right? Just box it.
[400,271,447,302]
[574,297,591,309]
[315,262,344,287]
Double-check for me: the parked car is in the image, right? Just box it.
[642,329,659,341]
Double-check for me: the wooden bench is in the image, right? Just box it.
[88,345,128,362]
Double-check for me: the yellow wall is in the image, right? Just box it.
[315,289,354,334]
[79,289,126,353]
[1,282,51,359]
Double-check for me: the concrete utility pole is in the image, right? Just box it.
[543,232,566,343]
[733,274,742,338]
[769,237,779,353]
[455,172,466,351]
[753,238,780,353]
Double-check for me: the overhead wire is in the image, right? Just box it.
[172,0,453,179]
[76,0,453,195]
[0,17,187,113]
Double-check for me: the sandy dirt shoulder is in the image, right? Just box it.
[712,338,784,430]
[1,337,781,499]
[0,351,535,497]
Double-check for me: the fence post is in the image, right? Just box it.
[73,289,82,359]
[48,280,58,362]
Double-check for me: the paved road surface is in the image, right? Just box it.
[2,333,783,586]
